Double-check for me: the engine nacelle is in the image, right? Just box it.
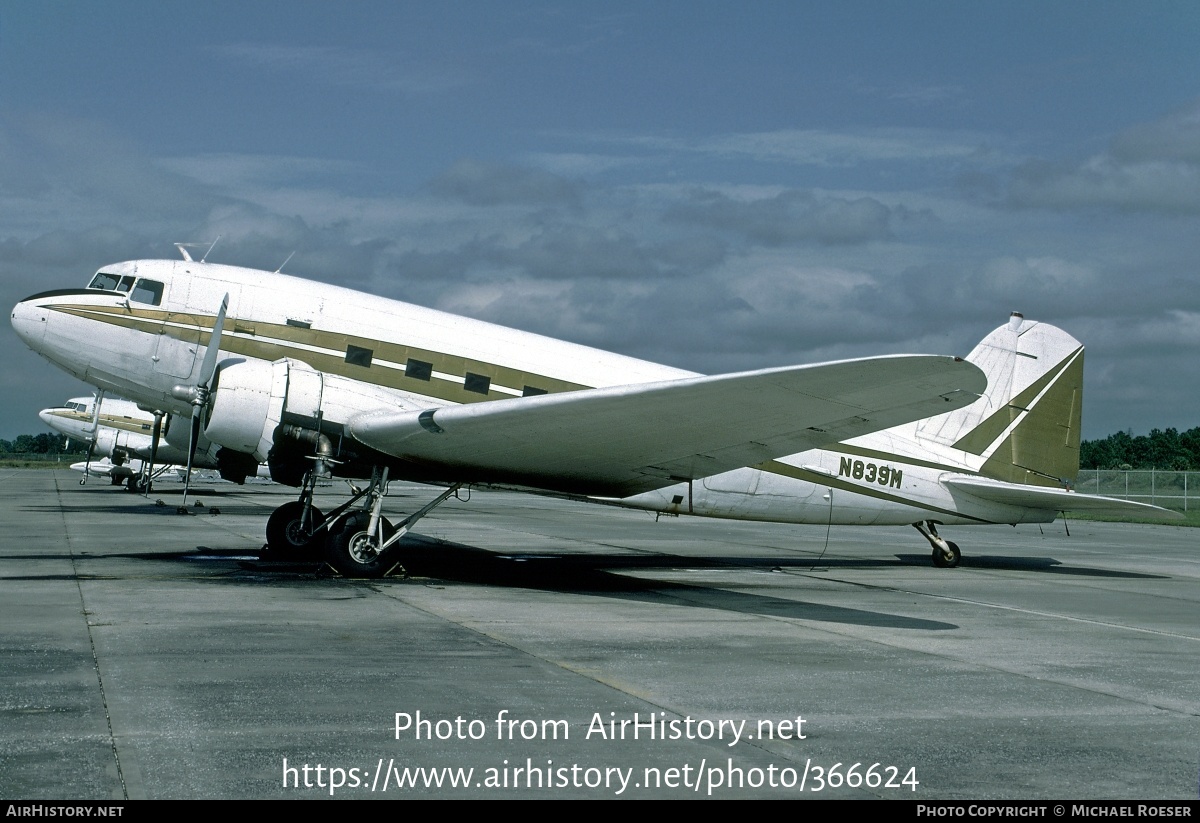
[203,356,417,470]
[92,427,124,461]
[203,359,286,462]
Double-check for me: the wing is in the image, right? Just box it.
[347,354,985,497]
[943,476,1183,520]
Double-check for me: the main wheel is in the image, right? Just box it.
[931,541,961,568]
[265,501,327,559]
[324,513,397,578]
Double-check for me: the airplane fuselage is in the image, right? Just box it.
[12,259,1068,529]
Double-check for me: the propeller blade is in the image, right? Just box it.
[181,412,201,509]
[198,293,229,391]
[179,293,227,511]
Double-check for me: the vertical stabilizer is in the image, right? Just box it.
[916,313,1084,486]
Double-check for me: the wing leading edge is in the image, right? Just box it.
[348,354,986,497]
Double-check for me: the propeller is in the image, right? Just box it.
[177,294,228,510]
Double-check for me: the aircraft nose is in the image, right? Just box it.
[11,298,49,348]
[38,408,57,427]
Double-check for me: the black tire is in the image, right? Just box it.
[265,501,327,559]
[931,541,961,568]
[324,513,398,578]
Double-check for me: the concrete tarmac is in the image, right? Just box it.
[1,469,1197,800]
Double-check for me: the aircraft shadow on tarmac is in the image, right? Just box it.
[891,553,1167,577]
[208,538,964,631]
[32,487,1174,582]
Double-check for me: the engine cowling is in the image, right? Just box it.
[202,359,285,462]
[202,356,415,471]
[92,427,128,462]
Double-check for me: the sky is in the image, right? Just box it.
[2,1,1199,441]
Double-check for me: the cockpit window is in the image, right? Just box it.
[90,272,121,290]
[89,273,136,292]
[131,279,164,306]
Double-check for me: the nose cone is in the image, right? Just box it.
[11,298,49,348]
[38,408,56,427]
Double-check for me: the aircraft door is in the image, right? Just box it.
[151,271,200,379]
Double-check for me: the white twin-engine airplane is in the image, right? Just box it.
[11,255,1175,577]
[39,395,262,490]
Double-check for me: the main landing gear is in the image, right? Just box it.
[263,464,462,578]
[913,521,961,568]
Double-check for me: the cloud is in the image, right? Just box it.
[666,188,896,246]
[428,159,583,208]
[158,154,364,188]
[1008,100,1200,213]
[522,151,648,177]
[0,115,222,237]
[213,43,470,94]
[619,128,1003,168]
[1008,156,1200,214]
[1110,101,1200,164]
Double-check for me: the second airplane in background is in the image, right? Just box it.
[12,253,1176,577]
[39,395,259,491]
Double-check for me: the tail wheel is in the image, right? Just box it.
[265,501,327,558]
[931,541,961,568]
[325,513,397,578]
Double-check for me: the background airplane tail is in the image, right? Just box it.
[916,313,1084,487]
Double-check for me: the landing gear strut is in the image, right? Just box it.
[914,521,961,568]
[322,467,462,578]
[133,410,165,496]
[264,466,328,558]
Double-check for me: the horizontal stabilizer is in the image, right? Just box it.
[349,354,985,497]
[943,475,1183,520]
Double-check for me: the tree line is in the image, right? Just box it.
[0,433,92,457]
[1079,427,1200,471]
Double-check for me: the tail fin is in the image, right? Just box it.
[916,313,1084,487]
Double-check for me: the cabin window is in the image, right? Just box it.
[286,319,312,329]
[406,359,433,381]
[131,279,164,306]
[464,373,491,395]
[345,345,373,368]
[522,385,548,397]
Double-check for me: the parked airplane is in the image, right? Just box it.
[11,255,1175,576]
[39,395,257,491]
[64,456,164,484]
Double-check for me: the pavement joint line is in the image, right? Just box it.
[54,476,129,801]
